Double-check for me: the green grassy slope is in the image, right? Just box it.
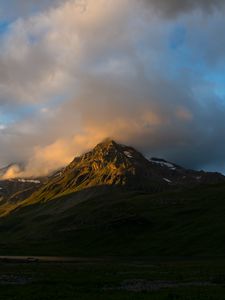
[0,183,225,257]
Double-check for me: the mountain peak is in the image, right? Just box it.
[94,138,119,150]
[16,140,225,206]
[90,138,146,165]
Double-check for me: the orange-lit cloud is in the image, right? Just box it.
[2,111,164,178]
[2,164,22,180]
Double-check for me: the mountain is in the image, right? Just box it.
[0,139,224,215]
[10,139,224,207]
[0,139,225,257]
[0,163,43,212]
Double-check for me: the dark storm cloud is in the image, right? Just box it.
[142,0,225,17]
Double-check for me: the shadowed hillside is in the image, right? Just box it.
[0,140,225,257]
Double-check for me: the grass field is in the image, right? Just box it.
[1,257,225,299]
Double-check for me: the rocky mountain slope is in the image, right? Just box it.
[0,139,224,215]
[24,139,225,201]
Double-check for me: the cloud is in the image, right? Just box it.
[0,0,65,20]
[2,164,22,179]
[142,0,225,18]
[0,0,225,177]
[2,0,223,20]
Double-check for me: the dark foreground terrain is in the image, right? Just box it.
[1,140,225,299]
[1,183,225,257]
[1,257,225,300]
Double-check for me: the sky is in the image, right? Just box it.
[0,0,225,178]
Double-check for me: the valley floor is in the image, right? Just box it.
[0,257,225,299]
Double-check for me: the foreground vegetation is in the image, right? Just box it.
[1,258,225,300]
[1,182,225,299]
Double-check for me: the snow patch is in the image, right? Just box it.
[124,151,133,158]
[53,171,62,177]
[18,179,41,184]
[150,159,176,170]
[163,178,172,183]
